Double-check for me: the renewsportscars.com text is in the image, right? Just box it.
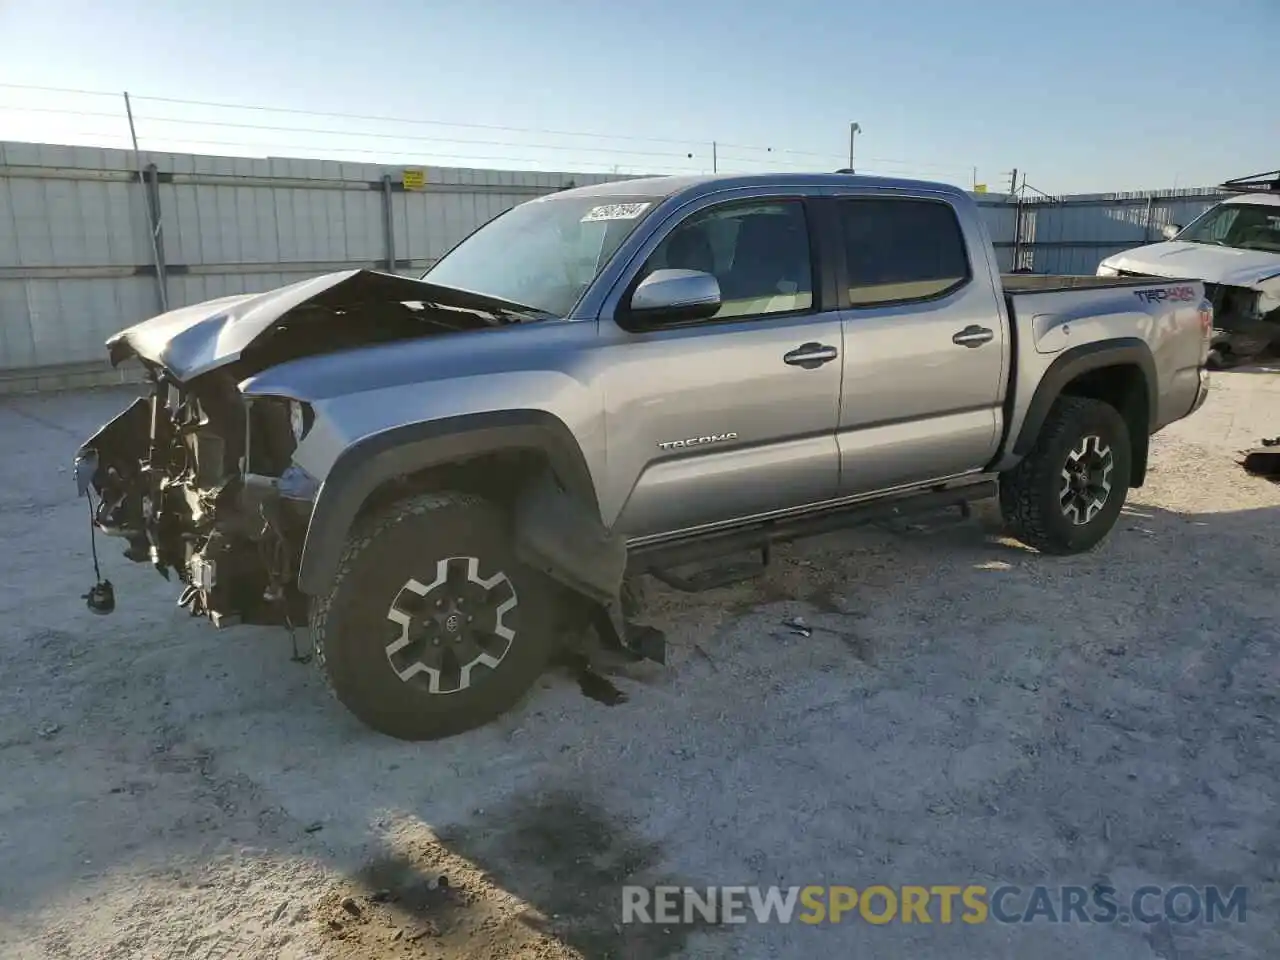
[621,884,1247,926]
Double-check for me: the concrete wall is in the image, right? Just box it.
[0,140,1224,393]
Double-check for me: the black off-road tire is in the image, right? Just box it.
[310,491,557,740]
[999,396,1132,555]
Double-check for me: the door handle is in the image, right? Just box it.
[783,342,839,368]
[952,325,994,347]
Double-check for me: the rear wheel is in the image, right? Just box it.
[999,396,1132,555]
[311,491,556,740]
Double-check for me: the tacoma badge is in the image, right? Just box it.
[657,432,738,450]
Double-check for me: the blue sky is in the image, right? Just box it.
[0,0,1275,194]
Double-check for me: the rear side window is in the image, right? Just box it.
[643,200,813,320]
[838,198,970,306]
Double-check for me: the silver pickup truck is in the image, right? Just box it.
[75,172,1212,740]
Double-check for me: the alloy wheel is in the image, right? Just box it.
[384,556,518,694]
[1059,434,1114,525]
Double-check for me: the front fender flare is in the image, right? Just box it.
[295,410,602,596]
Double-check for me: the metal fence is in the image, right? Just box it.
[0,139,1226,392]
[0,141,620,392]
[1005,189,1225,274]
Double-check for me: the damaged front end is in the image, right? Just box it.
[76,370,315,630]
[74,269,535,632]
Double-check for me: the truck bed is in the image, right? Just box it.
[997,273,1207,452]
[1002,274,1203,334]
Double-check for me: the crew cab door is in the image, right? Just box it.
[596,195,844,539]
[828,194,1008,494]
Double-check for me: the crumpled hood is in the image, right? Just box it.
[106,269,529,382]
[1102,241,1280,288]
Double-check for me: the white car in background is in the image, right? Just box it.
[1097,171,1280,367]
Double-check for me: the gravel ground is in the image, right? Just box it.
[0,368,1278,960]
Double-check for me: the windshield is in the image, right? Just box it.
[1178,202,1280,253]
[422,194,661,316]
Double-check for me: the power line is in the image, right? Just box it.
[0,81,983,178]
[0,112,851,173]
[707,140,981,174]
[0,104,124,122]
[707,150,968,180]
[0,81,120,99]
[132,114,701,161]
[715,147,976,173]
[714,142,971,172]
[0,102,700,161]
[857,156,977,173]
[131,92,715,149]
[124,133,957,180]
[0,81,708,148]
[2,125,968,183]
[43,131,707,174]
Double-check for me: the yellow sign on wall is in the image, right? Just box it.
[973,183,988,194]
[402,169,426,191]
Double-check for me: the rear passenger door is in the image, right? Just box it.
[597,196,845,539]
[831,195,1007,495]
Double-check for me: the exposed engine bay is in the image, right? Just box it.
[74,269,539,630]
[77,370,312,629]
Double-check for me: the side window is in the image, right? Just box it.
[643,200,813,320]
[839,198,970,306]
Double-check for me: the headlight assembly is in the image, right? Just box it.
[246,397,313,476]
[289,400,312,444]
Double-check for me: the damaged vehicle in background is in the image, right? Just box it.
[1097,170,1280,367]
[76,172,1211,742]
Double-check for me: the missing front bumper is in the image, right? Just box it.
[75,385,313,630]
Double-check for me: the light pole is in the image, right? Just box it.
[848,122,861,170]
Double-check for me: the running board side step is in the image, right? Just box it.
[629,478,997,587]
[648,543,772,593]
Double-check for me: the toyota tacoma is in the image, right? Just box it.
[75,172,1213,740]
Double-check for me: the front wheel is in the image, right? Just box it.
[999,396,1132,555]
[310,491,557,740]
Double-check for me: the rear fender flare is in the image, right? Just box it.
[1011,338,1157,484]
[295,410,605,596]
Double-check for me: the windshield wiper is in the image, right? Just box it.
[407,298,554,328]
[489,303,557,323]
[415,294,555,324]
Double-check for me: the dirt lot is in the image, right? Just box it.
[1,369,1278,960]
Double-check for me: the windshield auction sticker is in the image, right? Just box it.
[581,202,652,222]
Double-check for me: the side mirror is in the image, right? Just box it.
[1162,223,1181,241]
[626,269,721,324]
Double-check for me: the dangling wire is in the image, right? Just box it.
[86,491,102,583]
